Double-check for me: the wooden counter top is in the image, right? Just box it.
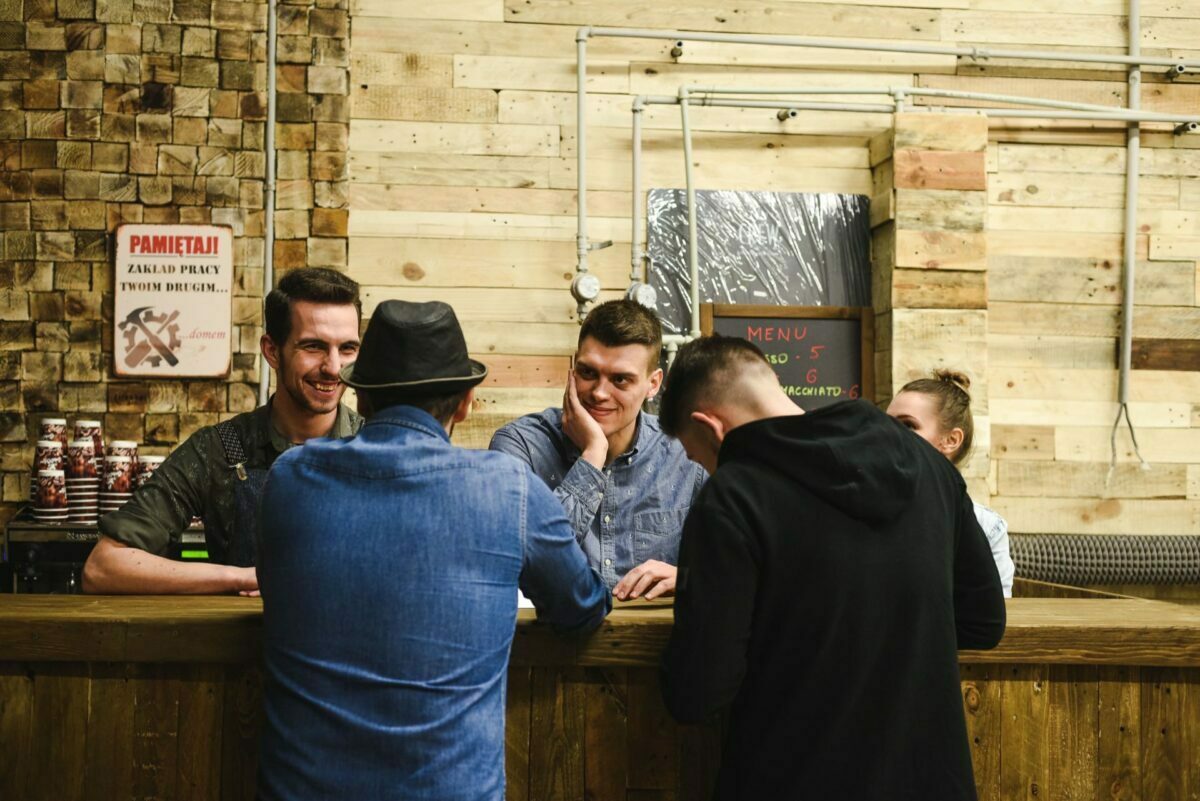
[2,595,1199,666]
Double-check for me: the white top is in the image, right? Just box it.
[973,502,1014,599]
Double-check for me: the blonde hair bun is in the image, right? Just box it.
[933,368,971,395]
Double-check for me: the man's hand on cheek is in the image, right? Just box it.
[562,370,608,469]
[613,560,677,601]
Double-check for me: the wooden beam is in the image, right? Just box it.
[893,149,987,191]
[1131,339,1200,372]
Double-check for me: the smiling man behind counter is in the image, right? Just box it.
[82,268,363,595]
[490,299,706,600]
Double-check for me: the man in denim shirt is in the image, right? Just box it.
[491,300,706,601]
[257,300,610,801]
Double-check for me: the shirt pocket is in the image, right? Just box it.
[632,508,689,566]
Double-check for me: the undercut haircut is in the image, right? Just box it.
[360,389,469,426]
[659,335,775,438]
[264,267,362,346]
[578,299,663,367]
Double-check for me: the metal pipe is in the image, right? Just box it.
[573,24,1200,306]
[689,85,1164,115]
[582,26,1200,69]
[257,0,278,407]
[1111,0,1149,473]
[575,29,591,310]
[1120,10,1140,408]
[679,88,701,339]
[694,97,896,113]
[637,94,1197,130]
[630,96,645,282]
[628,88,1197,352]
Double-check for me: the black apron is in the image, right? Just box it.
[210,419,269,567]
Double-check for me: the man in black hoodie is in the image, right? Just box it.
[658,336,1006,801]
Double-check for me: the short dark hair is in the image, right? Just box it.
[578,299,662,366]
[360,388,469,426]
[659,335,770,437]
[264,267,362,345]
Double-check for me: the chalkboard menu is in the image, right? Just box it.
[700,304,874,411]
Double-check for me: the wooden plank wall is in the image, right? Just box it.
[0,662,263,801]
[4,660,1199,801]
[986,133,1200,535]
[345,1,1200,530]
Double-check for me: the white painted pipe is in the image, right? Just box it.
[1120,7,1141,408]
[627,86,1198,353]
[575,25,1200,300]
[679,88,701,340]
[1110,0,1149,472]
[257,0,278,407]
[582,26,1200,69]
[687,85,1175,116]
[630,97,644,282]
[575,30,591,320]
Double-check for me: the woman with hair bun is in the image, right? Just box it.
[886,369,1014,597]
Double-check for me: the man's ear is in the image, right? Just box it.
[261,334,281,371]
[453,388,475,424]
[689,410,727,446]
[645,367,664,400]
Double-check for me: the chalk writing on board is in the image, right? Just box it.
[704,307,872,412]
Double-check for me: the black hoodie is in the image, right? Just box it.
[661,400,1005,801]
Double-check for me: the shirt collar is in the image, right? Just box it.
[366,404,452,443]
[263,399,359,454]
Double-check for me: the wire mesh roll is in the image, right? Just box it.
[1011,534,1200,586]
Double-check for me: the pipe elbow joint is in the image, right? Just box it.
[576,26,592,42]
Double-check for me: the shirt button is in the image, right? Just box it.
[604,558,612,566]
[603,515,611,523]
[597,492,603,499]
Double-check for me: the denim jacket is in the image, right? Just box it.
[256,405,610,801]
[490,408,706,588]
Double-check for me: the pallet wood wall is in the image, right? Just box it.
[345,2,1200,533]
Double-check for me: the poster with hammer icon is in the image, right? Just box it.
[114,224,234,378]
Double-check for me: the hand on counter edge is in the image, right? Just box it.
[614,559,677,601]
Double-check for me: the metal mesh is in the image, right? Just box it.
[1011,533,1200,585]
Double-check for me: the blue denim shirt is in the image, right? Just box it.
[490,408,706,588]
[256,405,610,801]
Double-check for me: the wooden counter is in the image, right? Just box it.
[2,596,1199,800]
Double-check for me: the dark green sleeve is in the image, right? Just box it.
[98,428,215,555]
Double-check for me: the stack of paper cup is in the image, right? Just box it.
[136,455,166,488]
[65,439,99,526]
[39,417,69,450]
[30,440,63,504]
[33,469,68,524]
[74,420,104,474]
[101,455,135,514]
[107,440,139,471]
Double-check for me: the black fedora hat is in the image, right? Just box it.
[339,300,487,392]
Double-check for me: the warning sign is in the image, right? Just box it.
[113,224,234,378]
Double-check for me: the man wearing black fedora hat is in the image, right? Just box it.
[255,299,609,801]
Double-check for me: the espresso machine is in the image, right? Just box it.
[3,509,209,593]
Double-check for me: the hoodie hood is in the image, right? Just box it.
[718,400,922,524]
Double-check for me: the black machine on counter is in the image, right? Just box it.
[2,510,209,593]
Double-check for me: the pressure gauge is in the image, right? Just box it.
[625,282,658,310]
[570,273,602,303]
